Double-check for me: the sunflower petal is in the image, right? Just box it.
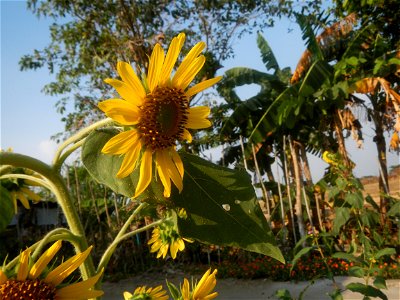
[176,55,206,90]
[104,78,141,105]
[56,268,104,300]
[147,44,165,92]
[134,149,153,197]
[117,61,146,101]
[17,191,30,209]
[17,248,31,281]
[170,240,179,259]
[123,292,133,300]
[116,140,142,178]
[171,150,184,178]
[160,33,186,86]
[173,41,205,85]
[20,187,41,202]
[29,241,62,279]
[186,106,211,129]
[102,130,139,155]
[44,246,93,287]
[156,150,172,198]
[0,270,7,285]
[158,151,183,193]
[182,129,192,143]
[98,99,140,125]
[186,76,222,98]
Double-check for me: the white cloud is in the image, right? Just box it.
[37,139,58,164]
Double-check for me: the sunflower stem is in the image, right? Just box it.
[31,228,80,261]
[5,232,79,270]
[95,203,148,274]
[52,117,113,169]
[0,152,95,281]
[53,138,86,171]
[0,173,53,191]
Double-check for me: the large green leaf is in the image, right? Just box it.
[81,128,164,201]
[257,32,279,72]
[0,186,14,232]
[346,283,388,300]
[299,60,333,97]
[332,207,351,235]
[172,152,284,263]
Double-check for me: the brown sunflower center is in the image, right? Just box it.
[0,279,56,300]
[138,87,189,150]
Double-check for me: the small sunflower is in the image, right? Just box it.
[148,225,192,260]
[123,285,169,300]
[0,241,103,300]
[180,269,218,300]
[98,32,222,198]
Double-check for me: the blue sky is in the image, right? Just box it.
[1,1,398,179]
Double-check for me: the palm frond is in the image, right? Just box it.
[291,13,357,84]
[257,32,280,72]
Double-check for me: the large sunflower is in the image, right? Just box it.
[0,241,103,299]
[99,32,222,198]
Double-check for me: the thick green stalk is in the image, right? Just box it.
[0,152,95,280]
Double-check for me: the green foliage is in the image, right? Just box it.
[0,186,14,233]
[346,282,388,300]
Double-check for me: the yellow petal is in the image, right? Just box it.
[171,150,184,178]
[186,76,222,98]
[102,130,139,155]
[159,33,186,86]
[116,141,142,178]
[173,41,205,85]
[157,150,183,193]
[176,55,206,90]
[203,292,219,299]
[98,100,140,125]
[117,61,146,101]
[170,240,179,259]
[104,78,142,105]
[182,129,192,143]
[134,149,153,197]
[186,106,211,129]
[17,191,30,209]
[177,238,185,251]
[56,268,104,300]
[10,191,18,213]
[45,246,93,287]
[181,278,190,300]
[20,187,41,202]
[123,292,133,300]
[17,248,31,281]
[156,151,172,198]
[147,43,165,92]
[0,269,8,284]
[29,241,62,279]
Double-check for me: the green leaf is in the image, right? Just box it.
[374,248,396,260]
[332,207,351,235]
[345,192,364,209]
[275,289,293,300]
[346,283,388,300]
[0,186,14,232]
[373,276,387,290]
[172,152,284,263]
[257,32,280,72]
[291,247,314,271]
[298,60,332,97]
[332,252,360,263]
[387,200,400,217]
[348,266,365,278]
[365,195,380,211]
[81,128,164,201]
[166,280,180,299]
[329,289,344,300]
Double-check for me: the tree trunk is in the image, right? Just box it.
[334,110,351,168]
[289,138,306,238]
[370,97,390,224]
